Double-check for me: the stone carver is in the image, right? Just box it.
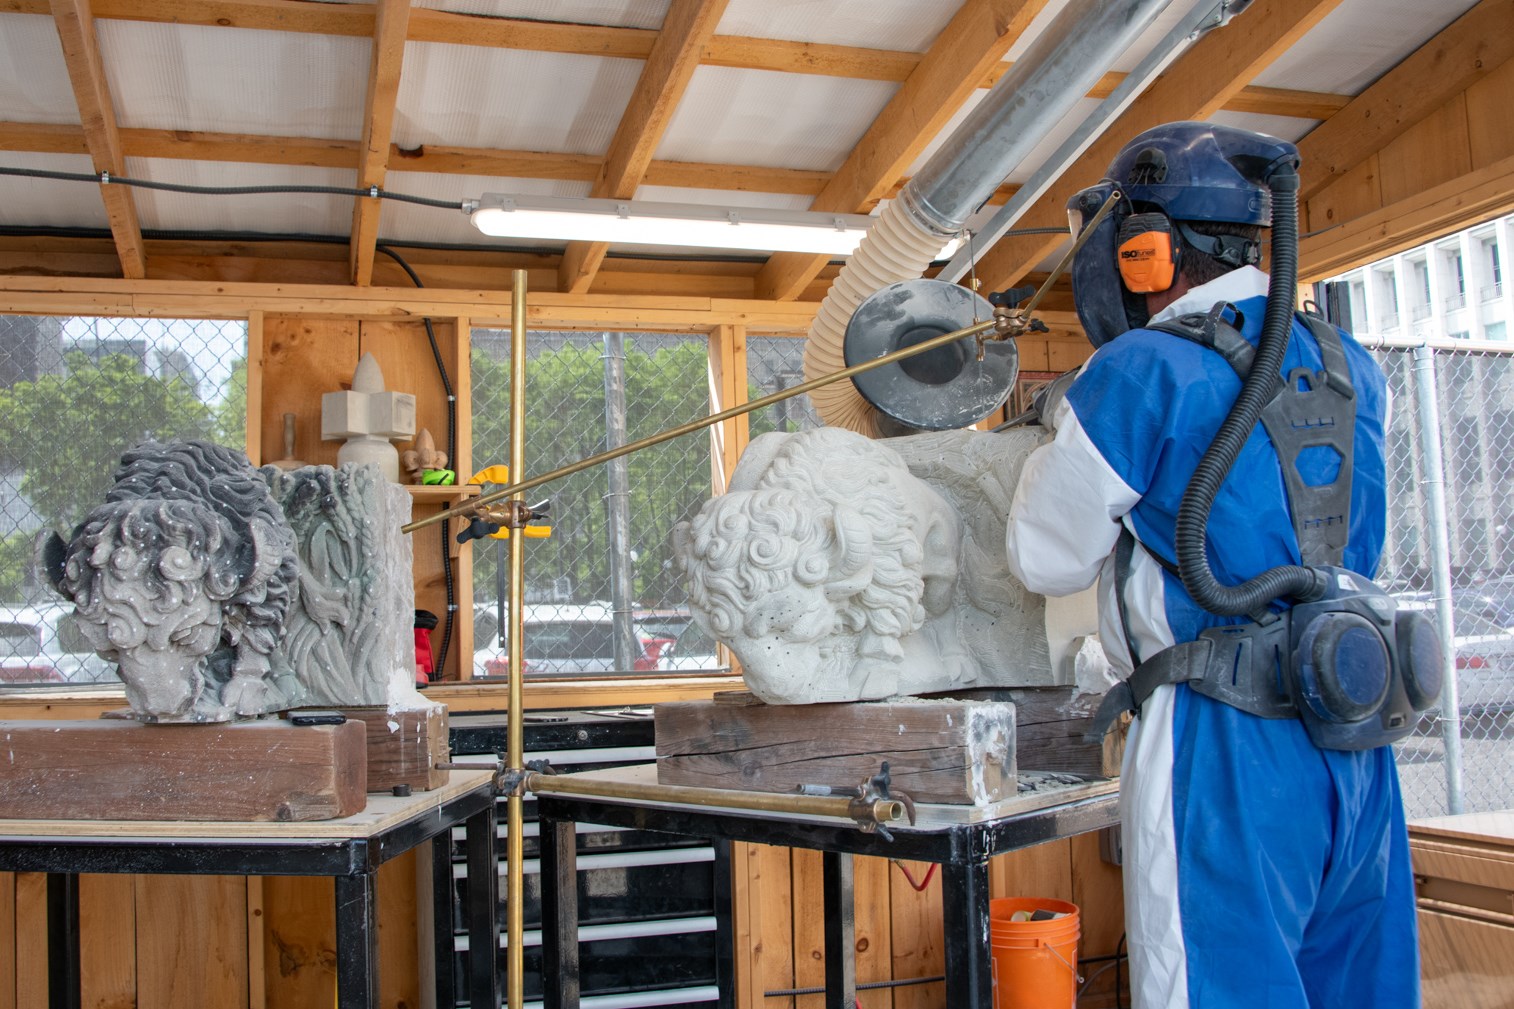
[43,440,300,721]
[674,426,1098,704]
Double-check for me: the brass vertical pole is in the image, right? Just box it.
[506,269,528,1009]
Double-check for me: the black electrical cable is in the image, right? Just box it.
[1172,162,1329,615]
[0,165,464,210]
[376,245,459,682]
[764,975,945,997]
[1116,932,1126,1009]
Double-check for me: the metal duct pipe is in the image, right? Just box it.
[805,0,1175,434]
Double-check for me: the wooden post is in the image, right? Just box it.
[707,323,749,494]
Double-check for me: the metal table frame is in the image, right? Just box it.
[0,769,501,1009]
[534,768,1119,1009]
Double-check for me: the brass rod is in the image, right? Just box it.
[523,771,906,825]
[402,316,997,533]
[505,268,528,1009]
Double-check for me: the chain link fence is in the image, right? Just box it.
[0,314,247,686]
[746,335,821,434]
[1374,344,1514,818]
[469,328,723,678]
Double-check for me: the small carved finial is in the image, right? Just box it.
[401,428,448,484]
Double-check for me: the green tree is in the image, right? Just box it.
[214,357,248,446]
[0,352,215,531]
[469,335,715,610]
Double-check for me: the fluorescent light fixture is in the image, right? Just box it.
[467,193,878,256]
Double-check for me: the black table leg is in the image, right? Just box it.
[45,872,79,1009]
[334,873,378,1009]
[431,832,458,1009]
[822,851,856,1009]
[712,838,735,1009]
[464,803,500,1009]
[539,814,580,1009]
[943,858,993,1009]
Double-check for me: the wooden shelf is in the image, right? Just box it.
[404,483,481,504]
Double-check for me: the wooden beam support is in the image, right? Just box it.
[755,0,1050,302]
[557,0,730,295]
[0,273,829,332]
[1297,0,1514,201]
[349,0,412,286]
[49,0,146,279]
[974,0,1346,293]
[1301,153,1514,281]
[2,0,1352,116]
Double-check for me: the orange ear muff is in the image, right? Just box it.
[1116,212,1178,293]
[1117,229,1176,293]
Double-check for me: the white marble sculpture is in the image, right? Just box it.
[321,353,416,482]
[43,440,301,721]
[673,427,1100,705]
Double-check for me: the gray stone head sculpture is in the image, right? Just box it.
[674,427,1094,704]
[43,440,299,721]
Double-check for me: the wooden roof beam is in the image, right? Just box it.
[557,0,730,295]
[972,0,1347,295]
[0,123,1009,203]
[49,0,145,279]
[349,0,411,286]
[755,0,1049,302]
[1297,0,1514,202]
[2,0,1350,118]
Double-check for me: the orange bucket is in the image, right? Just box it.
[988,897,1081,1009]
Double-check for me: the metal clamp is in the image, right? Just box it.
[798,761,917,840]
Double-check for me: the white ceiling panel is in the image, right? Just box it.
[122,159,354,237]
[381,169,592,247]
[414,0,673,30]
[1252,0,1481,95]
[0,152,109,230]
[716,0,953,52]
[97,22,369,140]
[657,66,897,172]
[0,13,81,125]
[1207,110,1319,146]
[393,43,642,154]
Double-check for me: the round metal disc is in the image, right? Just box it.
[844,279,1018,431]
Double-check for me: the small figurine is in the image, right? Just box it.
[321,352,416,482]
[268,413,308,471]
[402,428,452,485]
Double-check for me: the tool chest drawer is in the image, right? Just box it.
[443,710,726,1009]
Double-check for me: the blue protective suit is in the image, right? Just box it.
[1005,266,1420,1008]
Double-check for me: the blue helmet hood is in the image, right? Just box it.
[1069,121,1300,348]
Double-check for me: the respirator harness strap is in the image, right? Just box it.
[1089,305,1359,741]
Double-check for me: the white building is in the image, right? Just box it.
[1327,212,1512,344]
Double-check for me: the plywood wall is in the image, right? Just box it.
[1302,57,1514,279]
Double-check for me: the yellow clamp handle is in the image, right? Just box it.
[466,466,552,540]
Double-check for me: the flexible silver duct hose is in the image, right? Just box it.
[805,0,1175,433]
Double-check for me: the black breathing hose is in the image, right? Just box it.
[1172,163,1329,616]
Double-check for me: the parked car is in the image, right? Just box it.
[472,602,670,678]
[634,610,725,672]
[0,603,117,685]
[1393,594,1514,728]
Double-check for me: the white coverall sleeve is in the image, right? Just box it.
[1006,395,1142,597]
